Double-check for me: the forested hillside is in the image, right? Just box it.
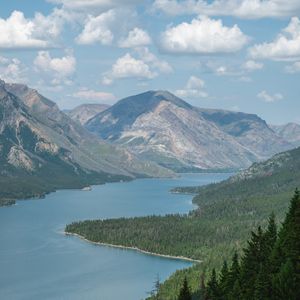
[65,146,300,299]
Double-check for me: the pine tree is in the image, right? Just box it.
[178,277,192,300]
[219,260,229,298]
[253,264,269,300]
[239,226,265,298]
[206,268,220,300]
[271,189,300,298]
[272,259,298,300]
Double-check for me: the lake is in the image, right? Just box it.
[0,173,231,300]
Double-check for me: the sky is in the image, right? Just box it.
[0,0,299,125]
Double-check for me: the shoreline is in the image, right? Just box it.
[65,231,201,263]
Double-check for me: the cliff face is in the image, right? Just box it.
[86,91,292,171]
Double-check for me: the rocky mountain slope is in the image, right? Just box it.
[198,109,290,159]
[65,104,110,125]
[271,122,300,147]
[86,90,291,171]
[0,82,172,205]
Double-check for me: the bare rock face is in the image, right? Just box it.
[87,90,290,171]
[271,123,300,147]
[66,104,110,125]
[0,81,173,180]
[8,146,35,171]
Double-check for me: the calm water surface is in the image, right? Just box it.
[0,173,231,300]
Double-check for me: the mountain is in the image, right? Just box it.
[66,103,110,125]
[86,90,291,171]
[0,81,172,205]
[271,122,300,147]
[198,108,291,159]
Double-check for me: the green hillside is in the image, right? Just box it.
[65,147,300,299]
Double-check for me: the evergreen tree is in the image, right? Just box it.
[178,277,192,300]
[253,264,269,300]
[272,259,298,300]
[271,189,300,298]
[219,260,229,298]
[206,268,220,300]
[239,226,265,298]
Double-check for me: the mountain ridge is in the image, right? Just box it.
[85,90,291,171]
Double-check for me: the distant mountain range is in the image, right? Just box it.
[1,80,298,204]
[65,104,110,125]
[271,123,300,147]
[79,90,293,171]
[0,81,171,205]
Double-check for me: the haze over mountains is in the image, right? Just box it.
[65,104,110,125]
[82,90,293,171]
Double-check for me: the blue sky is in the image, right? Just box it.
[0,0,299,125]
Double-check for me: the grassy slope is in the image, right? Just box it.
[65,147,300,299]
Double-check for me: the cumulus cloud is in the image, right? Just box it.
[242,60,264,71]
[102,53,156,84]
[285,61,300,73]
[160,16,248,54]
[249,17,300,61]
[134,47,173,73]
[257,90,283,103]
[175,75,208,99]
[73,88,116,101]
[103,48,172,84]
[0,10,65,49]
[0,56,27,83]
[119,28,151,48]
[34,50,76,85]
[76,10,115,45]
[153,0,300,19]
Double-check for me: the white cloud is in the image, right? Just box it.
[102,53,156,84]
[249,17,300,61]
[119,28,151,48]
[0,57,27,83]
[257,90,283,103]
[134,47,173,73]
[34,50,76,85]
[103,48,172,84]
[285,61,300,73]
[175,75,208,99]
[160,16,248,54]
[48,0,140,12]
[242,60,264,71]
[73,88,116,101]
[0,10,65,49]
[76,10,115,45]
[153,0,300,19]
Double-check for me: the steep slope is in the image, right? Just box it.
[66,103,110,125]
[271,122,300,147]
[198,108,291,159]
[86,91,264,171]
[0,82,173,205]
[4,82,172,178]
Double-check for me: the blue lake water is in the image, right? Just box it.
[0,173,231,300]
